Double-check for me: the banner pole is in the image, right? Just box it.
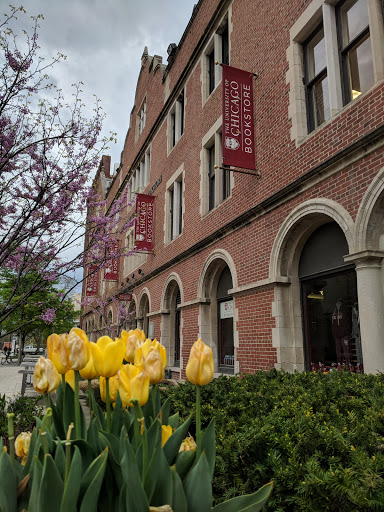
[215,165,261,178]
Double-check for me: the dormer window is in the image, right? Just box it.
[137,99,146,137]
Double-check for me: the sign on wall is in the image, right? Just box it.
[220,300,234,319]
[118,294,132,301]
[222,64,255,170]
[135,194,155,252]
[104,240,119,281]
[86,265,99,296]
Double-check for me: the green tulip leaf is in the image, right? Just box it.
[56,382,64,417]
[54,440,66,480]
[145,442,172,505]
[87,416,101,453]
[99,431,120,464]
[79,448,108,512]
[48,394,66,439]
[63,383,75,436]
[121,437,149,511]
[0,450,17,512]
[184,452,212,512]
[175,450,196,481]
[171,466,188,512]
[118,483,127,512]
[168,411,180,430]
[212,482,273,512]
[21,427,39,479]
[60,446,82,512]
[91,394,107,430]
[123,408,134,433]
[72,439,97,474]
[78,447,108,504]
[38,454,64,512]
[161,395,171,425]
[27,456,43,512]
[163,416,192,465]
[111,392,124,437]
[145,416,161,459]
[201,418,215,478]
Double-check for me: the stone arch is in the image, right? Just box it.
[198,249,238,372]
[269,199,355,372]
[160,273,184,368]
[355,167,384,252]
[137,288,151,334]
[125,295,137,331]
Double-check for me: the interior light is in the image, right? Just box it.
[307,290,324,300]
[352,89,361,100]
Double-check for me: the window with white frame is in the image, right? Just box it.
[203,17,230,100]
[128,148,151,200]
[165,166,184,243]
[168,90,185,151]
[288,0,384,141]
[137,98,146,138]
[201,121,232,215]
[124,229,146,276]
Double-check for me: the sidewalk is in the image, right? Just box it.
[0,363,23,399]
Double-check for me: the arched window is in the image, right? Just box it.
[300,222,362,371]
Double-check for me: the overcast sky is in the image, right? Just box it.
[18,0,198,168]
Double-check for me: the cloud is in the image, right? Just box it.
[17,0,197,167]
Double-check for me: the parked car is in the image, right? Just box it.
[24,345,35,353]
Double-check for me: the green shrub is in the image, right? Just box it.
[161,370,384,511]
[0,394,44,446]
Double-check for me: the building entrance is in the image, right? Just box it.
[299,223,362,371]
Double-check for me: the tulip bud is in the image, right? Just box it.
[186,338,214,386]
[33,357,61,394]
[89,336,125,378]
[161,425,173,447]
[15,432,32,465]
[100,375,119,404]
[47,333,69,374]
[179,435,197,452]
[121,329,146,364]
[60,328,89,371]
[144,347,165,384]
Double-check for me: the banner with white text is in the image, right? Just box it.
[104,240,119,280]
[86,265,99,296]
[135,194,155,252]
[222,64,255,170]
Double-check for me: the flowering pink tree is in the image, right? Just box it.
[0,6,133,336]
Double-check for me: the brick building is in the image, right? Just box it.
[82,0,384,376]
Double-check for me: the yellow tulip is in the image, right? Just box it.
[15,432,32,465]
[65,370,75,390]
[134,339,167,383]
[47,333,69,374]
[179,436,197,452]
[185,338,214,386]
[116,364,149,408]
[89,336,125,378]
[79,350,99,380]
[144,347,165,384]
[161,425,173,447]
[100,374,119,404]
[33,357,61,394]
[60,328,89,371]
[120,329,146,363]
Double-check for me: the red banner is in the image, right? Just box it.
[135,194,155,252]
[86,265,99,296]
[222,64,255,170]
[118,294,132,301]
[104,240,119,281]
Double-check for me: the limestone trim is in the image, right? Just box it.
[269,198,355,279]
[269,198,355,373]
[355,167,384,252]
[137,288,151,317]
[197,249,238,373]
[178,298,211,309]
[230,276,291,295]
[160,272,184,311]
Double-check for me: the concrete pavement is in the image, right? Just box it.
[0,363,23,399]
